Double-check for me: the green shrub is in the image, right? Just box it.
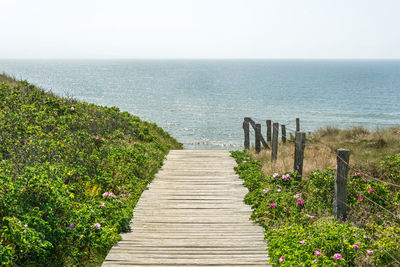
[0,76,182,266]
[231,150,400,266]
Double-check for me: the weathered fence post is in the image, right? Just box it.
[266,120,272,142]
[281,125,286,143]
[293,132,306,180]
[296,118,300,132]
[255,123,261,153]
[243,118,250,150]
[271,123,279,161]
[334,149,350,221]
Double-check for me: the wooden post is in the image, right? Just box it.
[334,149,350,221]
[266,120,272,142]
[281,125,286,143]
[296,118,300,132]
[255,123,261,153]
[293,132,306,180]
[271,123,279,161]
[243,118,250,150]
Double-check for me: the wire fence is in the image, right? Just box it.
[303,172,400,263]
[242,117,400,262]
[289,160,400,264]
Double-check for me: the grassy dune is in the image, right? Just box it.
[236,126,400,265]
[253,126,400,179]
[0,74,182,266]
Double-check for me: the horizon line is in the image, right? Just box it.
[1,58,400,61]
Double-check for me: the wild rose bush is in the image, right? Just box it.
[231,150,400,266]
[0,77,182,266]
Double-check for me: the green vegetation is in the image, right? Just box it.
[0,74,182,266]
[231,150,400,266]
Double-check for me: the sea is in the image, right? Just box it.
[1,59,399,149]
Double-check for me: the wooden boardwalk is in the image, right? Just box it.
[102,150,270,266]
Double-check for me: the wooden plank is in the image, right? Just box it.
[102,150,270,266]
[293,132,306,180]
[260,135,269,150]
[266,120,272,142]
[255,123,261,153]
[271,123,279,161]
[281,124,286,143]
[334,149,350,221]
[243,118,250,150]
[247,118,269,150]
[296,118,300,132]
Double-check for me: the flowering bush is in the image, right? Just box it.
[0,77,182,265]
[231,150,400,266]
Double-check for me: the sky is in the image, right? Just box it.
[0,0,399,59]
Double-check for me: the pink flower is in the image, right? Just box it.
[100,202,106,207]
[366,250,373,255]
[101,138,104,142]
[108,192,116,197]
[388,161,391,164]
[297,200,305,206]
[293,194,300,199]
[273,173,279,178]
[70,106,75,111]
[365,179,369,183]
[314,250,322,256]
[369,188,374,193]
[103,192,109,197]
[263,189,268,194]
[333,254,342,260]
[93,223,101,229]
[300,240,305,244]
[354,243,359,250]
[279,256,284,263]
[235,164,238,168]
[277,189,282,193]
[313,258,318,263]
[270,203,277,208]
[282,174,291,180]
[313,171,317,175]
[133,142,137,145]
[95,137,100,141]
[359,197,364,202]
[306,214,315,218]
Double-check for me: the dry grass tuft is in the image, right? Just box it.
[251,126,400,177]
[252,141,336,177]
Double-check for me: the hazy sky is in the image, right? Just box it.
[1,0,399,59]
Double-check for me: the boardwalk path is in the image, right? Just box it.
[103,150,270,266]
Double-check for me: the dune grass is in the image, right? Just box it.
[251,126,400,180]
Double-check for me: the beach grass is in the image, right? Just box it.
[251,126,400,179]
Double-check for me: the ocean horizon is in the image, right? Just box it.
[1,59,399,149]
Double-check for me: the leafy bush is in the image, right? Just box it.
[0,76,182,266]
[231,150,400,266]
